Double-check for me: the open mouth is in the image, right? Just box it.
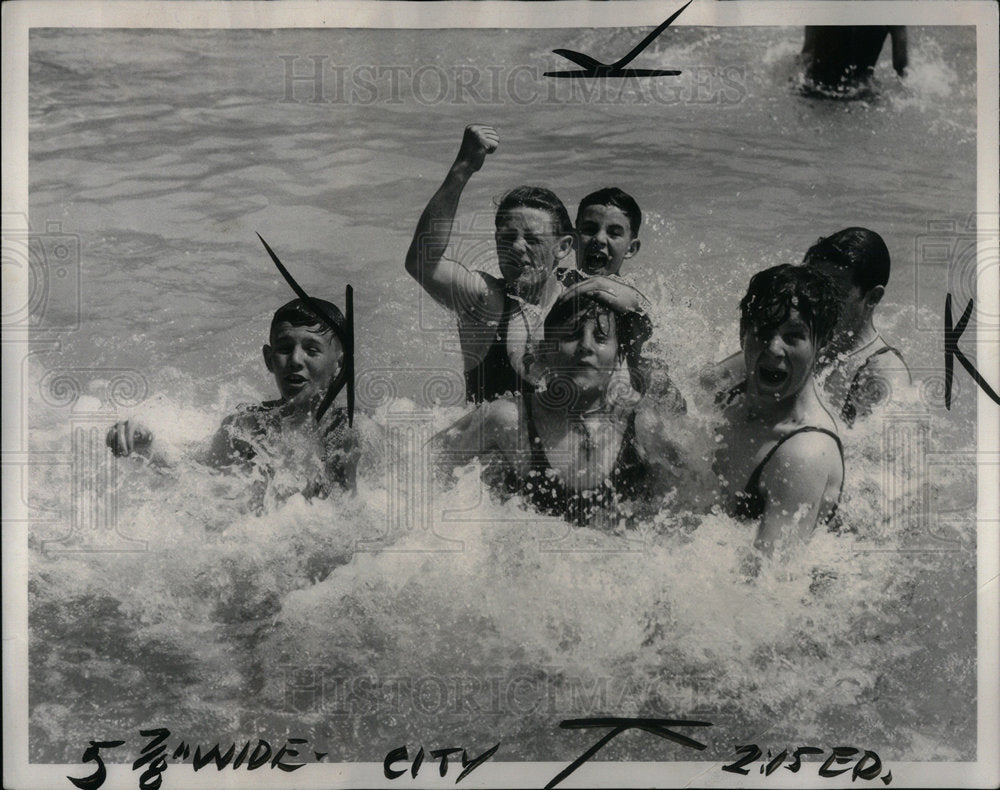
[284,375,308,390]
[583,252,609,272]
[500,259,532,278]
[757,366,788,387]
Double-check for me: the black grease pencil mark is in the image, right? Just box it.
[256,233,355,425]
[545,717,711,788]
[545,0,692,79]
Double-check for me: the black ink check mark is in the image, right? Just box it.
[546,717,711,788]
[544,0,692,78]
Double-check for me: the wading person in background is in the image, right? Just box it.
[800,25,908,96]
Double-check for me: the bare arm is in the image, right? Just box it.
[634,404,715,508]
[699,351,745,395]
[432,398,521,472]
[755,432,842,559]
[200,419,247,469]
[404,125,501,320]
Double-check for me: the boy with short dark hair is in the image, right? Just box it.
[802,227,911,424]
[567,186,685,413]
[405,125,651,405]
[106,297,360,495]
[703,227,910,424]
[574,187,642,277]
[404,124,575,404]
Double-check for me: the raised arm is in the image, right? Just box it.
[755,432,843,559]
[405,125,500,319]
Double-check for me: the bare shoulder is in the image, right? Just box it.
[632,401,693,465]
[862,345,910,381]
[456,270,506,325]
[699,351,744,392]
[770,426,842,478]
[634,399,673,436]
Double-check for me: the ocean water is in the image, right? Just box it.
[26,26,979,763]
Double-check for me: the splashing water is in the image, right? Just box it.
[26,25,977,764]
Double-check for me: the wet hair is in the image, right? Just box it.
[803,227,890,293]
[495,186,574,238]
[739,264,841,350]
[576,187,642,238]
[544,294,630,360]
[270,298,346,343]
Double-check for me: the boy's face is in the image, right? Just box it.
[575,204,639,276]
[808,260,880,346]
[263,322,343,402]
[495,207,573,302]
[743,309,818,403]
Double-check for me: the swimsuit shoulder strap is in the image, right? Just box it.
[610,410,645,495]
[841,341,911,423]
[522,395,551,473]
[854,339,911,381]
[745,425,844,497]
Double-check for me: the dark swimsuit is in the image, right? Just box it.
[464,295,531,404]
[463,270,590,404]
[840,344,909,426]
[503,395,649,526]
[733,426,845,522]
[802,26,894,93]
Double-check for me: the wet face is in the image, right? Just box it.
[743,309,818,403]
[495,207,572,302]
[575,204,639,276]
[263,322,343,402]
[548,307,620,396]
[808,260,866,345]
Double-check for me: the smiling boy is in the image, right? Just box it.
[568,187,686,412]
[574,187,642,277]
[107,297,360,494]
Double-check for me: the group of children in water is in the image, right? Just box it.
[108,124,911,562]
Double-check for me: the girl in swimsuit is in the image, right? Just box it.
[437,290,693,527]
[714,265,846,560]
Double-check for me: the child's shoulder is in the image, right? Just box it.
[320,405,362,447]
[221,400,272,426]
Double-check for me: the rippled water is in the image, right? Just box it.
[27,26,978,763]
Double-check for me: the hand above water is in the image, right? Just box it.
[454,124,499,174]
[558,275,649,315]
[106,420,154,458]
